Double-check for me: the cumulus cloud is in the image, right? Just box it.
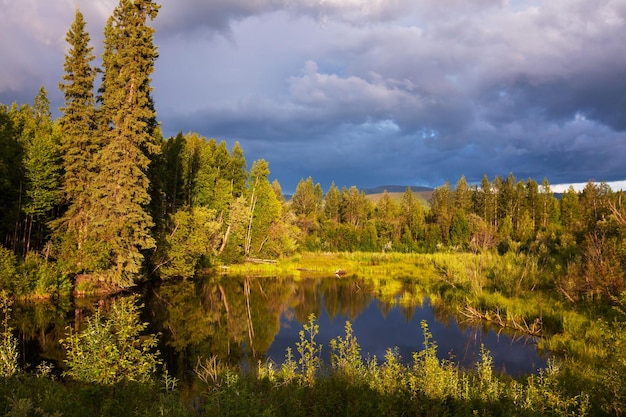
[2,0,626,191]
[0,0,116,103]
[158,0,626,190]
[288,60,423,123]
[149,0,626,188]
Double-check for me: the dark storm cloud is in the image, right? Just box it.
[2,0,626,193]
[156,0,414,38]
[124,0,626,193]
[156,0,284,37]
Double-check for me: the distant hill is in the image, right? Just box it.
[363,185,434,207]
[362,185,433,194]
[284,185,434,206]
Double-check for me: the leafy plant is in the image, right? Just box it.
[60,296,160,384]
[0,290,18,378]
[18,253,70,297]
[296,313,322,386]
[0,246,18,293]
[329,321,363,382]
[158,207,221,279]
[409,320,459,399]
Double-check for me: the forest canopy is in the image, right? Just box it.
[0,2,625,303]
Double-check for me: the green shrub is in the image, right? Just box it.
[0,291,18,378]
[60,296,160,385]
[409,320,459,399]
[158,207,222,279]
[0,248,70,297]
[18,253,70,297]
[329,321,363,382]
[296,313,322,386]
[0,246,17,292]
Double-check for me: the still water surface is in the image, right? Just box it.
[15,274,547,378]
[146,274,547,377]
[267,297,546,375]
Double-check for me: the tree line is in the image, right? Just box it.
[291,174,626,301]
[1,0,625,301]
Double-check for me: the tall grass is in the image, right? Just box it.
[223,251,566,336]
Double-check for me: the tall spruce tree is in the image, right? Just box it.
[58,9,97,200]
[93,0,160,286]
[21,87,61,254]
[54,9,100,272]
[160,132,186,216]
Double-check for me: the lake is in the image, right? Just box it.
[13,274,547,380]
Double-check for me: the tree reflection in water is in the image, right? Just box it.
[147,275,546,380]
[12,274,546,388]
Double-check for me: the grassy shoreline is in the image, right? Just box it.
[220,251,626,413]
[2,251,625,415]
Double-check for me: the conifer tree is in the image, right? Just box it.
[538,177,558,229]
[454,175,472,214]
[323,182,341,223]
[161,132,186,215]
[92,0,160,286]
[479,175,496,227]
[430,181,453,243]
[560,186,581,234]
[58,9,97,202]
[21,87,61,253]
[54,9,100,271]
[525,178,539,230]
[194,138,220,208]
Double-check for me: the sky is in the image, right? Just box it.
[1,0,626,193]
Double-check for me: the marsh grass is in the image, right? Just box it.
[222,251,619,359]
[224,251,567,337]
[223,252,626,362]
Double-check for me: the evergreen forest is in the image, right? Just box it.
[1,1,626,416]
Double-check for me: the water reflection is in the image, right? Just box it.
[13,274,547,381]
[146,274,546,379]
[268,297,546,376]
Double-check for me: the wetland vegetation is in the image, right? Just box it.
[1,0,626,415]
[1,252,626,416]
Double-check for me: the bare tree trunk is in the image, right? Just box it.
[244,278,255,356]
[218,223,231,255]
[245,192,257,256]
[609,200,626,227]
